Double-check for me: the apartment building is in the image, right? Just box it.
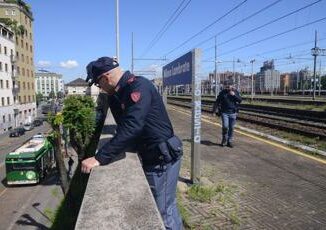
[0,0,36,126]
[35,70,64,97]
[0,23,17,133]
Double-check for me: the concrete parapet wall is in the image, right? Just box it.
[75,152,165,230]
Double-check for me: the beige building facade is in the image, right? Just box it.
[0,0,36,125]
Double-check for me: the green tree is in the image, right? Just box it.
[62,95,96,159]
[321,75,326,90]
[48,112,69,195]
[49,90,56,99]
[36,92,43,107]
[57,91,64,99]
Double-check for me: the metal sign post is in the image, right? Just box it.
[162,49,202,184]
[191,49,202,184]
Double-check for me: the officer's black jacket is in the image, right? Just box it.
[95,71,174,165]
[213,89,242,114]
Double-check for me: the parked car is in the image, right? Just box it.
[9,127,25,137]
[23,122,34,131]
[33,119,43,127]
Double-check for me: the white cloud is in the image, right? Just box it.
[37,60,51,68]
[60,60,79,69]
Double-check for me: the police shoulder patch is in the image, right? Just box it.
[127,76,136,84]
[130,91,141,103]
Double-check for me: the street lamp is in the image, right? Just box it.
[250,59,255,101]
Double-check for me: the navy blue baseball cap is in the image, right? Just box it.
[86,56,119,86]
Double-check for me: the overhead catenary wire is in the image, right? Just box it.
[200,0,323,60]
[140,0,192,58]
[217,17,326,57]
[192,0,283,49]
[164,0,249,57]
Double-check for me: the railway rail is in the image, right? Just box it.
[169,96,326,123]
[168,97,326,140]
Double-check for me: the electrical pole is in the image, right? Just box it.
[115,0,120,62]
[319,60,322,96]
[311,31,326,98]
[312,30,317,100]
[131,32,134,74]
[232,57,235,84]
[214,36,218,98]
[250,59,255,101]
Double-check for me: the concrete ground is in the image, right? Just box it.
[169,106,326,229]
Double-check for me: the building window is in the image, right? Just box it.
[24,96,26,103]
[1,97,4,106]
[0,44,2,53]
[4,46,7,55]
[26,42,28,50]
[17,66,20,75]
[9,114,11,122]
[23,82,25,89]
[12,10,15,15]
[0,62,2,71]
[7,97,10,105]
[2,115,5,123]
[0,80,3,88]
[5,63,8,72]
[28,95,30,102]
[30,45,33,53]
[6,80,9,88]
[21,54,24,62]
[22,68,25,76]
[21,40,23,48]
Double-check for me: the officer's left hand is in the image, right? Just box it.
[81,157,100,174]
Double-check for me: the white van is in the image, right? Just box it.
[23,122,34,131]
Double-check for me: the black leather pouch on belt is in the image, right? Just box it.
[158,135,183,163]
[166,135,183,159]
[158,142,172,163]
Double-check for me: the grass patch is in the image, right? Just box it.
[44,207,56,223]
[51,188,60,199]
[188,184,218,203]
[187,183,236,204]
[177,190,192,229]
[229,210,240,226]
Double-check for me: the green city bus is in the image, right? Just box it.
[5,134,55,185]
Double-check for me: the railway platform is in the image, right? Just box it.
[169,105,326,229]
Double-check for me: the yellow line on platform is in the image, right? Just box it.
[0,188,7,198]
[169,107,326,165]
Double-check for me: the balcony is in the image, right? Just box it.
[12,84,20,95]
[11,70,17,79]
[10,54,16,63]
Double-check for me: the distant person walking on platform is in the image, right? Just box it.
[82,56,183,230]
[212,82,242,148]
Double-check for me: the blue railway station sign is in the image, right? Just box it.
[162,51,192,86]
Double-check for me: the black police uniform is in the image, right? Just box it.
[94,71,180,166]
[87,56,183,229]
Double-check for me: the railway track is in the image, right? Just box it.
[168,98,326,140]
[169,96,326,123]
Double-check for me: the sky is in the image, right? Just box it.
[24,0,326,83]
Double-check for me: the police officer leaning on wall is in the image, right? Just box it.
[82,56,183,230]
